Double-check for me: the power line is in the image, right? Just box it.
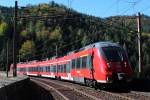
[15,3,137,62]
[120,0,143,15]
[103,0,121,16]
[140,4,150,13]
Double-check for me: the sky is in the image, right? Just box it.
[0,0,150,18]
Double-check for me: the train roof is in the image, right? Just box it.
[67,41,120,55]
[80,41,119,50]
[17,41,120,65]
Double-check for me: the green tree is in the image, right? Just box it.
[49,26,62,40]
[20,30,28,37]
[19,40,35,61]
[0,21,8,37]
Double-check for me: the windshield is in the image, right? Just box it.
[102,46,127,62]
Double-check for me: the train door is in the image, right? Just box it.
[87,54,95,80]
[66,61,73,81]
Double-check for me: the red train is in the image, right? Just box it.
[15,42,133,88]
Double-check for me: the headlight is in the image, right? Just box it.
[124,62,127,67]
[107,62,111,68]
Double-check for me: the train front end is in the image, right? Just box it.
[98,43,133,84]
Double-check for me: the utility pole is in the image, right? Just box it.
[137,12,142,74]
[13,1,18,77]
[56,45,58,57]
[6,40,9,77]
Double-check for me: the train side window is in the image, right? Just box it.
[40,67,42,72]
[46,66,48,72]
[87,55,92,69]
[45,66,47,72]
[59,65,61,72]
[43,66,46,72]
[72,59,76,69]
[58,65,60,72]
[69,61,71,70]
[76,58,81,69]
[64,64,66,73]
[61,65,64,73]
[39,67,41,72]
[49,66,53,72]
[17,68,19,71]
[48,66,50,72]
[67,61,71,72]
[56,65,59,72]
[54,66,56,72]
[35,67,37,72]
[47,66,48,72]
[46,66,47,72]
[34,67,36,72]
[82,56,87,68]
[50,66,52,72]
[37,66,39,72]
[45,67,47,72]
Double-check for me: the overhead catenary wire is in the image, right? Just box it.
[21,16,136,61]
[140,4,150,13]
[120,0,143,15]
[9,2,138,62]
[103,0,121,16]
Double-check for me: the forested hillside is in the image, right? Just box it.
[0,1,150,77]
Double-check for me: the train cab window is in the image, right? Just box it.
[102,46,125,62]
[72,59,76,69]
[82,56,87,68]
[76,58,81,69]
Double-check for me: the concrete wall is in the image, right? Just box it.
[0,77,54,100]
[0,77,29,100]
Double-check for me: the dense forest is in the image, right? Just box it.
[0,1,150,78]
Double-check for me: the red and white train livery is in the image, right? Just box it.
[16,42,133,87]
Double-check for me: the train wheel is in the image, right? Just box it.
[85,78,94,87]
[85,78,90,86]
[57,76,61,80]
[92,80,98,90]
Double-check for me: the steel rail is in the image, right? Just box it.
[101,90,135,100]
[33,77,101,100]
[31,78,69,100]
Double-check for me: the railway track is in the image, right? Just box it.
[101,90,150,100]
[31,77,149,100]
[31,77,99,100]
